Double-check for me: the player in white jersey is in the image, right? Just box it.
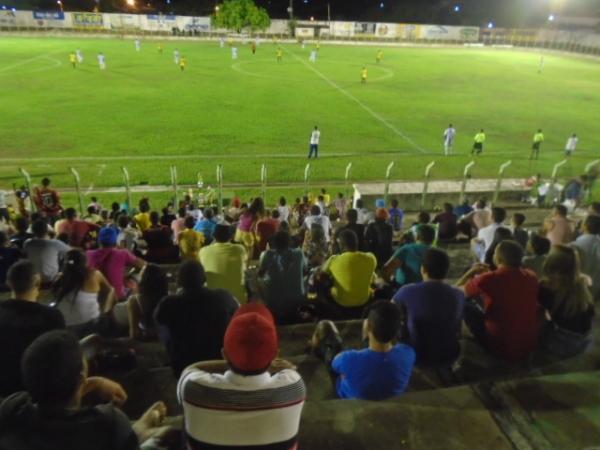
[76,49,83,63]
[309,50,317,62]
[308,126,321,159]
[174,49,180,65]
[443,124,456,156]
[231,47,238,59]
[135,39,141,52]
[565,133,578,157]
[97,52,106,70]
[220,37,225,48]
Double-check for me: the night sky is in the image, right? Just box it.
[7,0,600,27]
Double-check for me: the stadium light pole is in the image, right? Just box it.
[57,0,63,12]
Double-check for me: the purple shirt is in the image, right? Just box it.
[87,248,137,300]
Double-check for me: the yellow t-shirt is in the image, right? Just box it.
[180,58,187,67]
[134,212,151,232]
[361,69,368,79]
[533,132,544,143]
[277,49,282,57]
[200,242,248,303]
[178,228,204,260]
[474,132,486,143]
[69,54,76,63]
[323,251,377,307]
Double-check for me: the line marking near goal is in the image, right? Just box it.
[0,51,63,74]
[284,48,427,154]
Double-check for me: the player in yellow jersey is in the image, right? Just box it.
[180,56,187,72]
[316,41,321,50]
[69,52,77,68]
[276,47,283,62]
[361,67,368,84]
[376,50,383,64]
[158,44,163,55]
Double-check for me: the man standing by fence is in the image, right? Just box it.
[308,126,321,159]
[530,129,544,160]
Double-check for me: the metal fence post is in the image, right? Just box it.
[585,159,600,203]
[121,166,132,211]
[18,168,36,213]
[304,163,311,196]
[216,165,223,215]
[459,161,475,204]
[383,161,395,205]
[344,162,353,200]
[261,163,267,204]
[420,161,436,210]
[170,165,179,207]
[69,167,85,215]
[551,159,568,184]
[493,160,512,203]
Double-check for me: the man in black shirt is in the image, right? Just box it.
[155,260,239,376]
[0,330,169,450]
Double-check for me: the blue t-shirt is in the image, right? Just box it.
[332,345,415,400]
[388,207,404,231]
[393,281,465,366]
[393,243,430,285]
[194,218,217,241]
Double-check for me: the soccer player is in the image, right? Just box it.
[309,49,317,62]
[316,41,321,51]
[361,67,368,84]
[76,48,83,63]
[219,37,225,48]
[174,48,180,65]
[443,124,456,156]
[231,46,238,60]
[97,52,106,70]
[158,43,163,55]
[308,126,320,159]
[180,56,187,72]
[538,55,544,74]
[471,129,485,155]
[530,129,544,160]
[376,50,383,64]
[69,52,77,69]
[251,41,257,54]
[135,39,141,51]
[276,47,283,62]
[565,133,578,157]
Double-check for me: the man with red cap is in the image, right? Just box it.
[177,303,306,449]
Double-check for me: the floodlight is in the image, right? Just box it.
[1,6,6,9]
[379,2,384,8]
[126,0,134,5]
[487,21,494,28]
[548,14,555,21]
[310,16,314,21]
[214,5,219,11]
[454,5,460,12]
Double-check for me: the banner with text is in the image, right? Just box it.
[72,12,104,29]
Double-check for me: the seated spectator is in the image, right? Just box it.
[453,199,474,218]
[178,216,205,261]
[0,330,170,449]
[160,204,176,227]
[410,212,438,243]
[277,197,290,223]
[177,303,305,449]
[56,207,99,249]
[52,249,115,337]
[511,213,529,249]
[458,241,539,362]
[544,205,574,246]
[143,211,179,264]
[319,229,377,317]
[433,203,457,240]
[116,215,140,252]
[302,223,328,269]
[193,207,217,243]
[200,224,247,303]
[87,227,146,301]
[471,207,507,263]
[538,245,595,359]
[256,209,280,253]
[33,177,62,223]
[311,301,415,400]
[383,225,436,288]
[171,207,187,244]
[365,208,393,268]
[83,205,102,225]
[302,205,332,242]
[336,209,366,251]
[0,231,21,292]
[155,260,238,377]
[484,227,514,269]
[572,214,600,300]
[392,248,464,367]
[134,200,151,232]
[23,219,70,285]
[258,231,306,323]
[0,261,65,397]
[128,264,168,340]
[87,196,102,214]
[522,233,551,277]
[8,217,32,250]
[388,198,404,231]
[355,198,371,225]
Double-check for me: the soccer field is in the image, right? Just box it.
[1,36,599,204]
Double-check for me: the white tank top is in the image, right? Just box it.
[56,290,100,326]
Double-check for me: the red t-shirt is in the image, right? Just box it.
[465,267,539,362]
[34,188,62,216]
[58,220,98,248]
[256,218,280,252]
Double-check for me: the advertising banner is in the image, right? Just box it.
[108,13,140,29]
[72,12,103,28]
[375,23,397,38]
[176,15,210,32]
[354,22,376,36]
[32,11,66,27]
[0,10,16,27]
[331,21,354,37]
[295,27,314,38]
[396,23,418,40]
[417,25,479,41]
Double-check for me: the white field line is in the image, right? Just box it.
[284,48,427,154]
[0,51,63,73]
[85,164,106,195]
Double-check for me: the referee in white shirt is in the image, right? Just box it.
[308,126,320,159]
[444,124,456,156]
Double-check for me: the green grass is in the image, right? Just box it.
[1,36,599,206]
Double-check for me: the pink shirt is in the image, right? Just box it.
[546,216,574,246]
[171,218,186,243]
[87,248,137,300]
[238,213,255,232]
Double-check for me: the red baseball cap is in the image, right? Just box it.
[224,304,278,372]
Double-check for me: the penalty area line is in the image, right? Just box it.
[284,48,427,154]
